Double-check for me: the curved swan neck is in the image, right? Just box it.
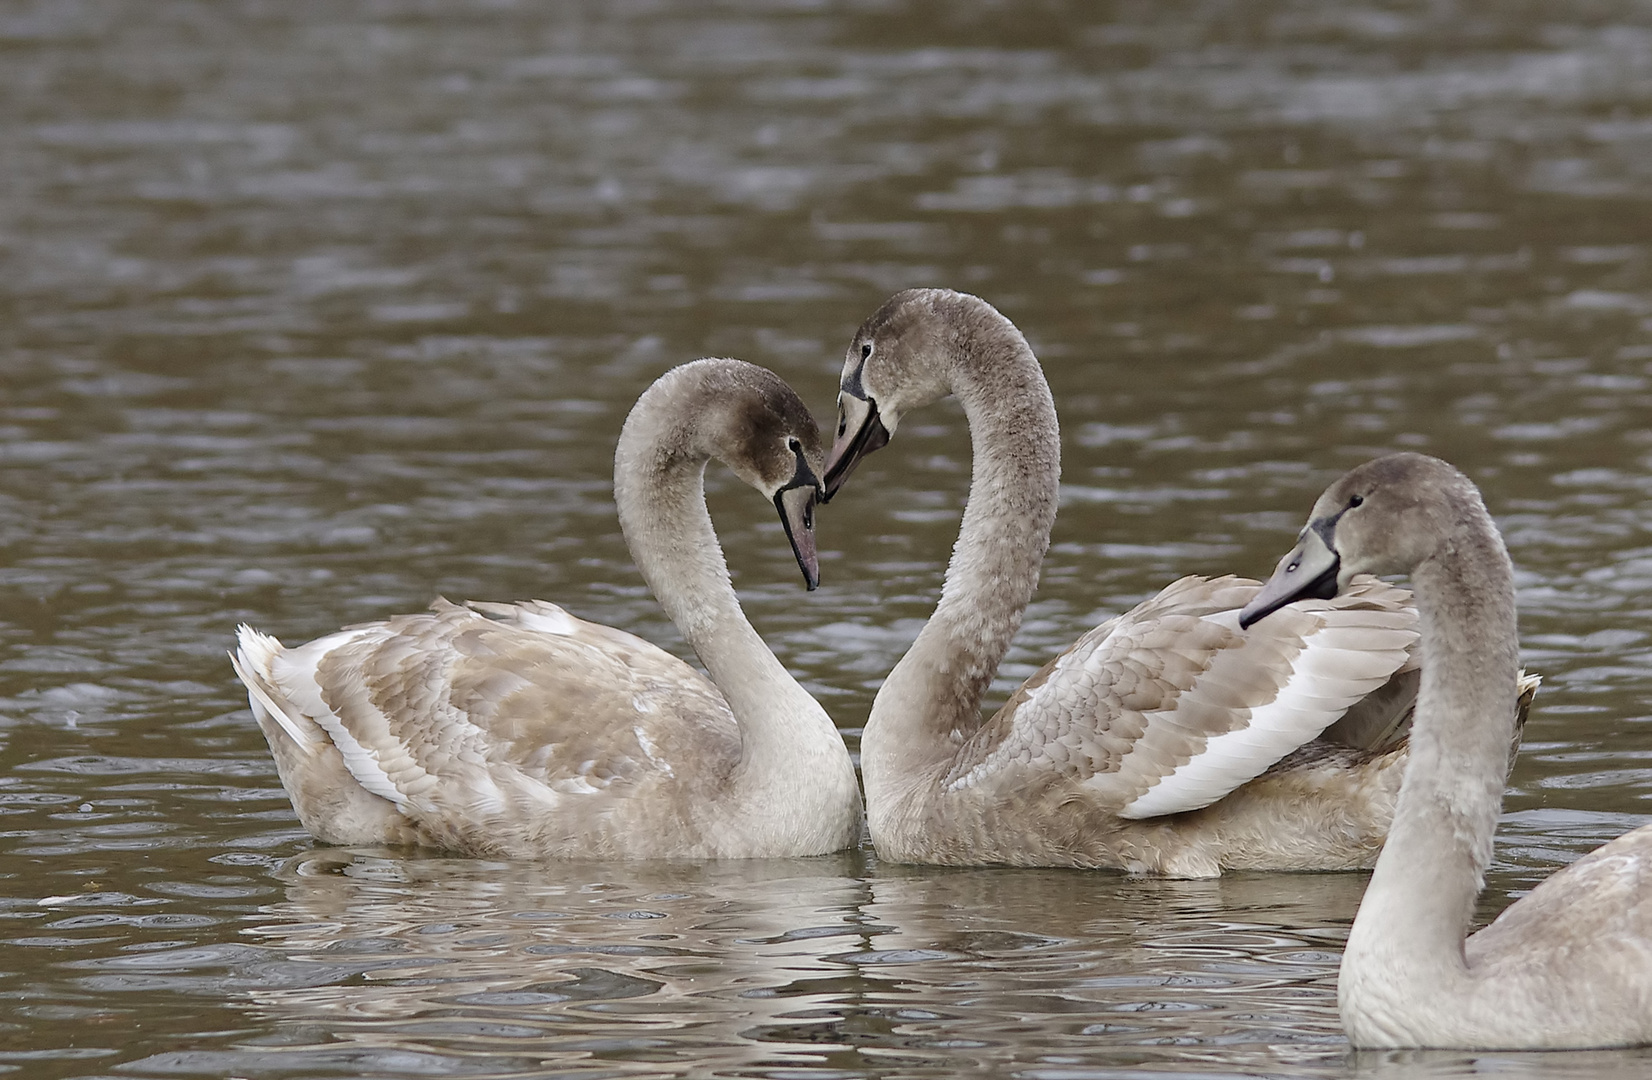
[613,371,850,826]
[1343,502,1519,989]
[865,303,1060,780]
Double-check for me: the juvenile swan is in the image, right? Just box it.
[232,358,862,860]
[824,289,1533,876]
[1240,452,1651,1049]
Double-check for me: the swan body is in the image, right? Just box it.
[233,358,862,860]
[822,289,1533,876]
[1241,452,1652,1049]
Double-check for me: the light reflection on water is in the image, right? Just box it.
[93,853,1369,1078]
[3,1,1652,1077]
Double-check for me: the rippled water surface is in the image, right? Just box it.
[4,1,1652,1076]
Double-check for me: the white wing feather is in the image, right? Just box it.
[1117,609,1416,818]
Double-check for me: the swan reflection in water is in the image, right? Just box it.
[186,849,1652,1078]
[226,849,1398,1076]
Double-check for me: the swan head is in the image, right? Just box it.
[621,357,828,591]
[822,288,997,500]
[709,370,828,592]
[1239,453,1485,628]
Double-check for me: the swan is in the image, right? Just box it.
[232,357,863,860]
[821,288,1534,876]
[1239,451,1651,1049]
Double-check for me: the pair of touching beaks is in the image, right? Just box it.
[772,378,888,593]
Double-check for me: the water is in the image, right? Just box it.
[2,1,1652,1075]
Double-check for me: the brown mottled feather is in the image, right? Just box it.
[942,576,1415,811]
[242,599,749,858]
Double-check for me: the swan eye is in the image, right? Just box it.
[787,437,802,454]
[1287,559,1300,573]
[861,342,873,361]
[1348,494,1364,508]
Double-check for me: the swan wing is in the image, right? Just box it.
[236,598,738,828]
[941,575,1418,817]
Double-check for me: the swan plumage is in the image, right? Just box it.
[233,357,862,860]
[822,289,1533,876]
[1241,451,1650,1049]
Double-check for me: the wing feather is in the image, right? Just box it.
[941,575,1419,821]
[236,598,739,836]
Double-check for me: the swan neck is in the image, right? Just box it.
[614,410,849,825]
[1344,510,1519,988]
[863,322,1060,791]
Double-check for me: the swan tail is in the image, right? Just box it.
[1508,670,1541,772]
[231,625,323,754]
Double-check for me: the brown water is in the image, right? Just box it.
[2,1,1652,1076]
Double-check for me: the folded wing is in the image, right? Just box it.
[941,575,1419,817]
[233,598,740,839]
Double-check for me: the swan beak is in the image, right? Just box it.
[1238,522,1342,629]
[822,393,890,502]
[775,482,821,591]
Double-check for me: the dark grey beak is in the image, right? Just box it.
[775,484,820,590]
[822,392,889,502]
[774,443,823,590]
[1239,522,1342,629]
